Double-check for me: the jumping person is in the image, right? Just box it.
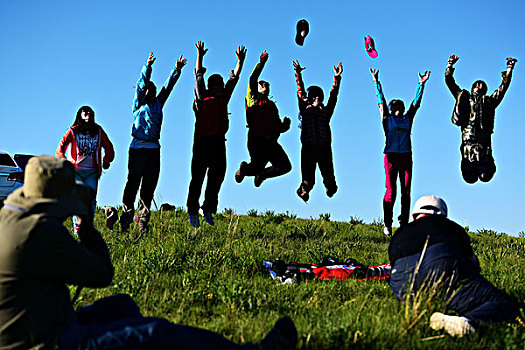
[120,52,187,233]
[445,55,517,184]
[56,105,114,232]
[293,60,342,202]
[388,195,521,337]
[235,51,292,187]
[0,156,298,349]
[187,41,246,228]
[370,68,430,235]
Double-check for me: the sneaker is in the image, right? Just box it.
[259,316,298,350]
[296,187,309,203]
[383,226,393,236]
[326,185,338,198]
[235,161,248,183]
[254,174,265,187]
[104,206,118,230]
[430,312,475,338]
[203,212,215,226]
[188,213,200,228]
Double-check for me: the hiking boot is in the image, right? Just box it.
[235,161,248,183]
[258,316,298,350]
[188,213,200,228]
[254,174,265,187]
[326,185,338,198]
[203,212,215,226]
[383,226,393,236]
[296,186,309,203]
[104,206,118,230]
[430,312,475,338]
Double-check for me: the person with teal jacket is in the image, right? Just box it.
[370,68,430,236]
[120,52,187,233]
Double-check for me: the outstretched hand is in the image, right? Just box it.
[195,41,208,57]
[147,52,156,66]
[419,71,431,84]
[260,50,269,64]
[236,45,247,62]
[369,68,379,82]
[175,55,187,69]
[506,57,518,69]
[448,54,459,66]
[333,62,343,76]
[292,60,306,73]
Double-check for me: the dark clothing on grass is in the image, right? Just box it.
[59,294,249,350]
[388,216,519,325]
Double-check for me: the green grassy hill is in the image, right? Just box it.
[74,208,525,349]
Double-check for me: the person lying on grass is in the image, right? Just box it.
[388,195,522,337]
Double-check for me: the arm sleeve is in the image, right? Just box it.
[133,65,151,112]
[375,81,389,121]
[295,71,308,113]
[224,69,240,103]
[405,83,425,121]
[56,129,73,158]
[194,67,207,103]
[246,62,264,108]
[489,70,512,108]
[325,75,342,118]
[157,68,182,107]
[100,128,115,164]
[35,223,114,288]
[445,66,462,98]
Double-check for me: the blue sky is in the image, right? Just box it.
[2,0,524,235]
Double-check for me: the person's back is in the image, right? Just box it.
[0,156,113,349]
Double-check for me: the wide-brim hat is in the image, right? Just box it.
[22,155,94,217]
[295,19,309,46]
[412,195,448,219]
[364,35,378,58]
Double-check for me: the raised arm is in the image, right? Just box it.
[326,62,343,117]
[246,51,268,107]
[223,45,246,102]
[490,57,517,107]
[293,60,308,111]
[194,41,208,102]
[132,52,154,112]
[370,68,388,121]
[405,71,430,120]
[157,55,186,106]
[445,54,462,98]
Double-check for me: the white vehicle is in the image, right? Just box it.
[0,152,25,202]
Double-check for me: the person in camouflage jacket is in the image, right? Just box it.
[445,55,517,184]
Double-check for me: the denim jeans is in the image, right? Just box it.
[73,169,99,229]
[390,243,519,325]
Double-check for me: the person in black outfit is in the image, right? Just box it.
[389,195,520,337]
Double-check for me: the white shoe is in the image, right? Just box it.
[383,226,392,236]
[430,312,475,337]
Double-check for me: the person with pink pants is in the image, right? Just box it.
[370,68,430,235]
